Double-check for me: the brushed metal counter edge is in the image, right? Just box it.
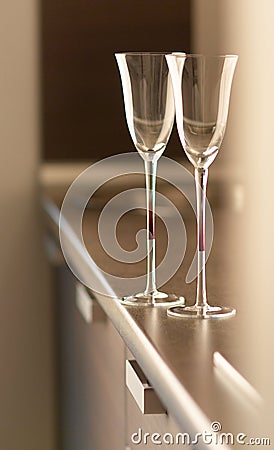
[96,293,231,450]
[43,195,230,450]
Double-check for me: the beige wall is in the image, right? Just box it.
[193,0,274,437]
[0,1,55,449]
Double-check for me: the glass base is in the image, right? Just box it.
[121,291,185,307]
[167,304,236,319]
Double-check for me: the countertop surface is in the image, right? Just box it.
[41,160,270,449]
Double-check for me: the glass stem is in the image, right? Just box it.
[144,159,157,298]
[195,168,209,308]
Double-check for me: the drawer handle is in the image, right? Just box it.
[44,233,64,265]
[75,283,105,323]
[126,360,165,415]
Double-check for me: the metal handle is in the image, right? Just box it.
[126,359,165,414]
[75,283,105,323]
[44,233,64,265]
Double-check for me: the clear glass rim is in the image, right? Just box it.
[170,53,238,59]
[115,51,172,56]
[115,52,238,59]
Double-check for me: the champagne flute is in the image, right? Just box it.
[166,53,238,318]
[115,52,184,306]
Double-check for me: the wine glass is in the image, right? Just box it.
[115,52,184,306]
[166,53,238,318]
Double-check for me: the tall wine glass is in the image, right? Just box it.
[115,52,184,306]
[166,53,238,318]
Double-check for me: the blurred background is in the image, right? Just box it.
[41,0,191,161]
[0,0,273,449]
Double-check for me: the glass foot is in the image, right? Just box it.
[167,304,236,319]
[121,291,185,307]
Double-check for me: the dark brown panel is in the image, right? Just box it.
[40,0,191,160]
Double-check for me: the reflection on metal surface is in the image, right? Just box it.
[213,352,262,409]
